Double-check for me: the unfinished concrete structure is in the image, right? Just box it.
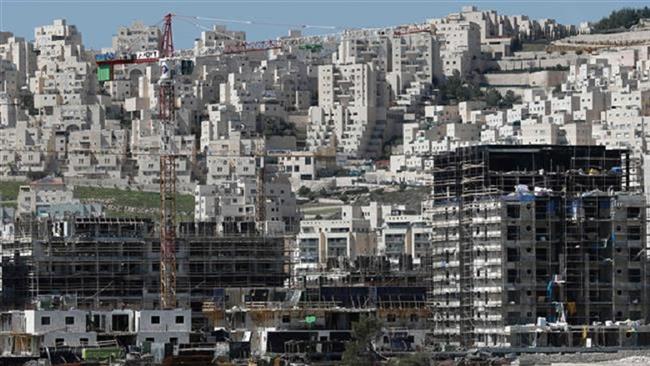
[203,256,432,362]
[425,145,647,349]
[1,218,288,311]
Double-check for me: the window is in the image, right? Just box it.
[170,337,178,345]
[174,315,185,324]
[507,248,519,262]
[80,338,89,346]
[507,291,519,304]
[507,226,519,241]
[145,337,155,343]
[627,207,641,218]
[41,316,51,325]
[629,269,642,283]
[282,315,290,323]
[506,312,520,324]
[628,226,642,241]
[65,316,74,325]
[151,316,160,324]
[507,269,518,283]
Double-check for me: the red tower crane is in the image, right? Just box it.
[159,13,177,310]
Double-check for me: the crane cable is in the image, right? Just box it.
[177,14,340,31]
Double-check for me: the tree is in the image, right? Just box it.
[259,115,297,137]
[439,70,483,104]
[297,186,311,197]
[342,316,384,366]
[593,7,650,32]
[501,90,520,109]
[485,88,502,108]
[484,88,519,109]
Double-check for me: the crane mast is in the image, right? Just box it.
[159,13,177,310]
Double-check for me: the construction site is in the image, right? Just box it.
[1,218,289,312]
[425,145,649,349]
[3,2,650,364]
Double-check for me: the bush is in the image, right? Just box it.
[439,70,483,104]
[342,316,384,366]
[297,186,311,196]
[593,7,650,32]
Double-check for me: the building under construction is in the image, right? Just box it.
[1,218,289,312]
[424,145,648,349]
[202,255,432,362]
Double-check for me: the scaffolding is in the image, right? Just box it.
[5,217,291,311]
[426,145,643,349]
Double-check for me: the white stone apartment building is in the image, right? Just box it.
[133,132,195,186]
[388,31,443,94]
[65,126,128,180]
[308,61,388,158]
[0,32,36,88]
[194,24,245,55]
[520,118,559,144]
[112,21,161,53]
[298,203,433,265]
[31,20,96,113]
[428,14,481,77]
[297,216,375,265]
[379,211,431,260]
[195,173,298,234]
[0,121,47,176]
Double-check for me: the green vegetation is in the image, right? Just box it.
[485,89,521,109]
[0,180,25,208]
[440,69,528,108]
[593,7,650,32]
[381,136,403,160]
[440,71,528,107]
[73,186,194,220]
[297,186,311,197]
[0,182,195,217]
[342,316,384,366]
[0,181,25,203]
[260,115,297,137]
[81,347,124,361]
[439,70,482,104]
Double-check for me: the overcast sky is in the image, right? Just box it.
[1,0,647,50]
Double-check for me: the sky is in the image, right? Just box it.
[0,0,648,50]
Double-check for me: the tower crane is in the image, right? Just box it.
[93,12,342,308]
[158,13,177,310]
[94,13,178,309]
